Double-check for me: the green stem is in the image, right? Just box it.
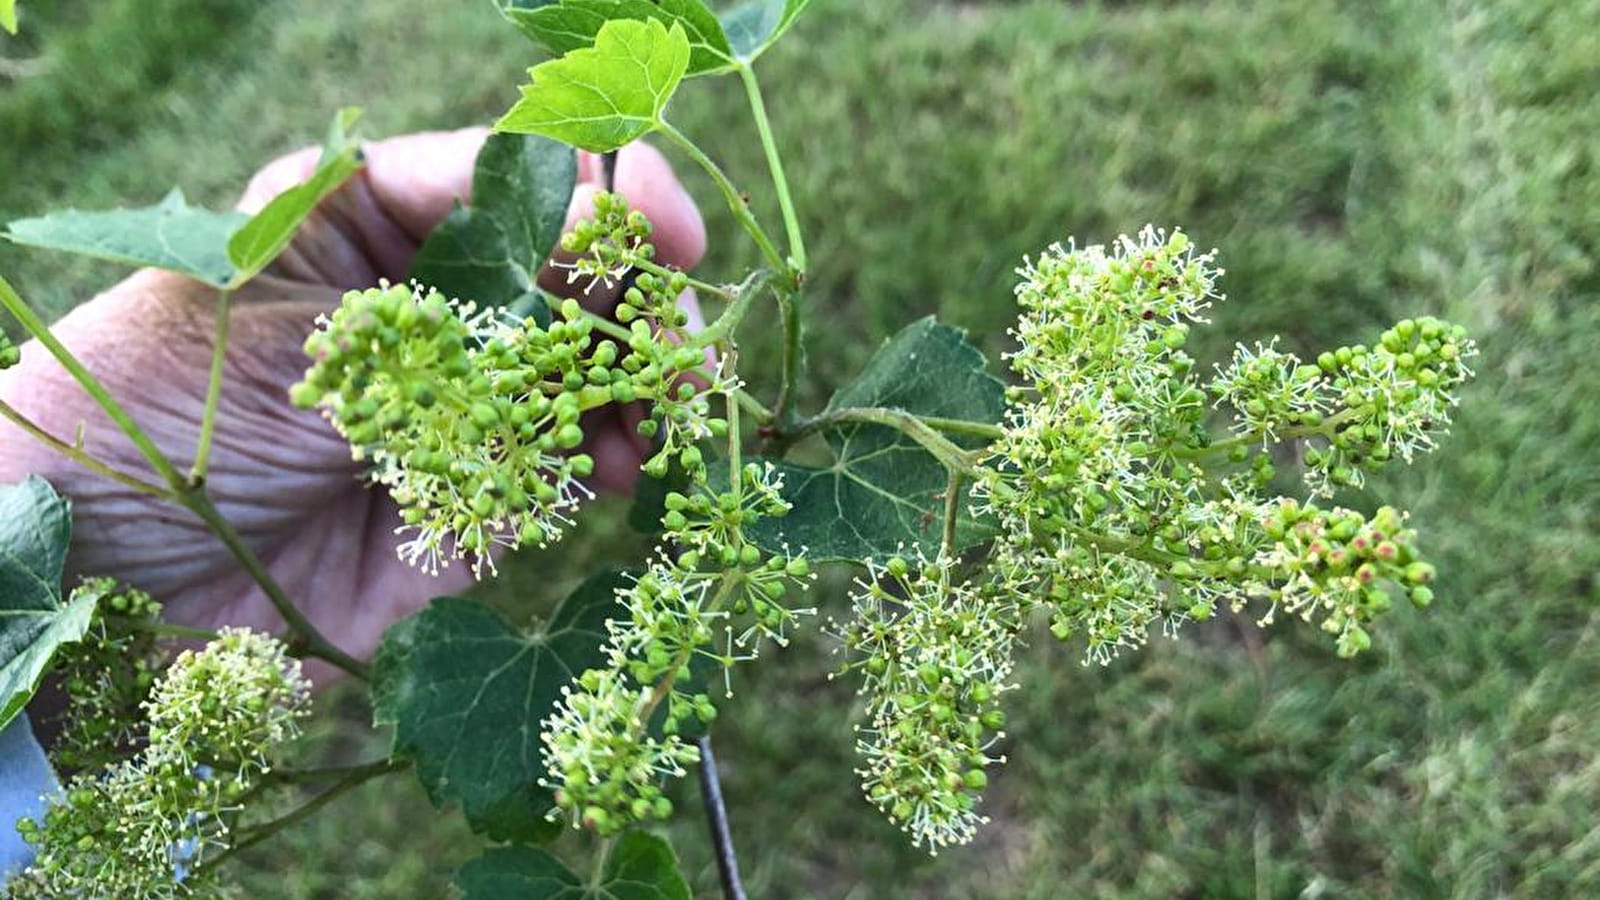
[198,758,405,874]
[2,278,366,679]
[737,64,806,273]
[1169,409,1358,460]
[727,352,742,493]
[261,759,407,788]
[773,292,802,429]
[918,414,1004,442]
[1,276,189,489]
[788,406,980,472]
[182,491,369,679]
[941,469,962,559]
[0,399,174,500]
[656,121,787,279]
[577,306,634,343]
[693,269,770,349]
[628,257,730,301]
[732,388,775,425]
[190,288,232,485]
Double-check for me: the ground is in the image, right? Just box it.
[2,0,1597,896]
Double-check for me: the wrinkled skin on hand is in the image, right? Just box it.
[0,129,706,677]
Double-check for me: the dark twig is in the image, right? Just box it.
[696,734,747,900]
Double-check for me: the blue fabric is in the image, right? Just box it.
[0,713,55,878]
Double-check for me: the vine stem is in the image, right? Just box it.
[737,64,805,273]
[941,468,963,559]
[189,287,232,484]
[731,388,774,425]
[0,276,367,680]
[196,758,406,873]
[788,406,978,472]
[692,270,770,349]
[0,399,174,500]
[627,257,730,301]
[726,351,742,492]
[696,734,748,900]
[1169,409,1358,460]
[655,121,788,281]
[802,402,1287,581]
[1,276,189,489]
[773,291,802,429]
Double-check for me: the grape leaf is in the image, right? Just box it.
[4,109,364,289]
[748,317,1006,561]
[225,107,364,281]
[4,190,245,289]
[503,0,736,76]
[1,1,17,35]
[455,832,690,900]
[719,0,810,62]
[409,132,577,312]
[496,18,691,153]
[370,570,622,843]
[0,477,94,732]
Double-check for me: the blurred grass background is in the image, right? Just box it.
[4,0,1599,896]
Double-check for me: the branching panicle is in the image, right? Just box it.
[541,456,815,834]
[13,629,310,899]
[834,550,1017,852]
[46,578,167,772]
[963,228,1471,669]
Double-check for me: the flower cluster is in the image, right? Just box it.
[0,330,18,369]
[834,550,1017,852]
[541,462,815,834]
[1298,317,1476,494]
[12,629,310,899]
[1254,501,1436,657]
[969,227,1471,662]
[45,578,166,772]
[292,204,714,575]
[831,227,1473,852]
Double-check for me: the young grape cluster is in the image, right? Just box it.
[834,227,1475,850]
[44,578,165,773]
[543,460,816,834]
[12,614,309,900]
[290,192,714,574]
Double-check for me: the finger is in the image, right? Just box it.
[362,127,491,241]
[237,128,489,286]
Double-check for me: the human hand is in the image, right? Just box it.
[0,128,706,675]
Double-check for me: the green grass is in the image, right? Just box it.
[4,0,1599,895]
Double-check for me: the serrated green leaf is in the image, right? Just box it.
[496,18,691,153]
[505,0,735,76]
[1,0,18,35]
[370,570,622,843]
[748,317,1006,561]
[409,132,576,312]
[4,190,245,289]
[719,0,810,62]
[3,109,363,289]
[226,108,364,282]
[0,477,94,731]
[455,832,690,900]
